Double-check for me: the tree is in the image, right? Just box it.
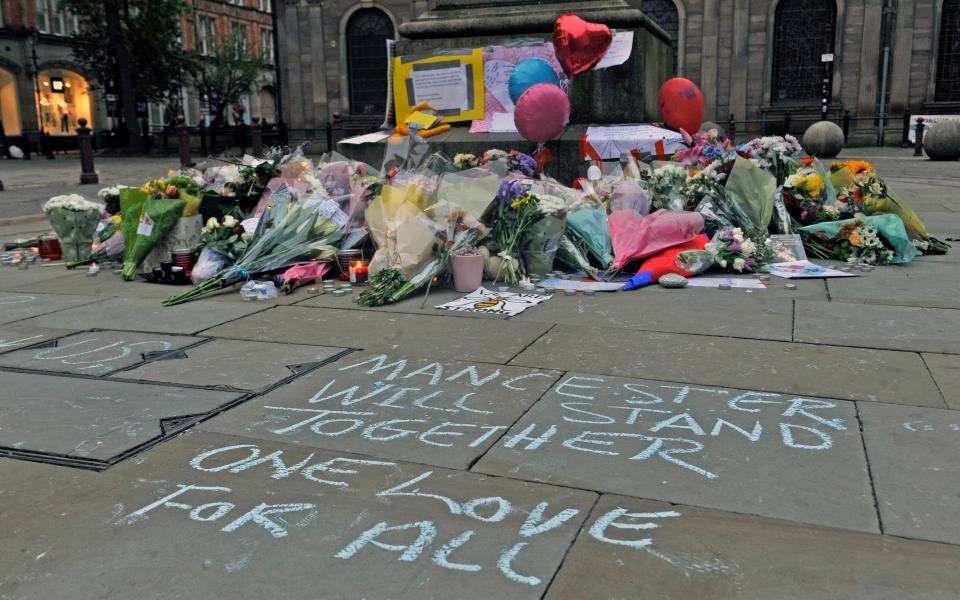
[62,0,192,152]
[187,43,265,128]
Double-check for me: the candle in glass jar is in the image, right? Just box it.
[349,260,368,284]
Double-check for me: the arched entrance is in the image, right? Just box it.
[935,0,960,101]
[0,67,21,135]
[345,8,394,116]
[770,0,837,103]
[36,69,91,135]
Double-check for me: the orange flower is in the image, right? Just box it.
[801,157,817,165]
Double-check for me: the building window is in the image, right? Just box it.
[198,15,217,56]
[36,0,50,33]
[260,28,274,63]
[0,68,22,135]
[36,69,92,136]
[935,0,960,102]
[346,8,394,116]
[50,0,65,35]
[233,22,248,54]
[260,0,271,13]
[771,0,836,103]
[642,0,679,75]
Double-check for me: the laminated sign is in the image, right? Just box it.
[393,48,485,124]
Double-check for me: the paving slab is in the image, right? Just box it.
[859,402,960,545]
[545,495,960,600]
[923,353,960,409]
[200,306,554,363]
[0,323,75,355]
[0,292,96,324]
[794,300,960,354]
[510,324,946,407]
[512,287,796,341]
[474,373,876,532]
[0,431,596,600]
[0,372,241,462]
[0,330,203,375]
[827,267,960,310]
[201,351,561,469]
[0,265,84,286]
[0,457,104,525]
[116,339,348,391]
[14,296,270,334]
[10,270,318,305]
[295,287,508,319]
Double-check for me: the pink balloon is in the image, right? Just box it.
[513,83,570,143]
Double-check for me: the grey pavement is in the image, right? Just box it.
[1,152,960,597]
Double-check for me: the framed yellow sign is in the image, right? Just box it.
[392,48,485,125]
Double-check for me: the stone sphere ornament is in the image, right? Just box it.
[658,273,688,288]
[508,58,561,105]
[801,121,845,158]
[923,120,960,161]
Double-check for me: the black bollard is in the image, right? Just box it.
[914,117,925,157]
[77,118,99,184]
[177,116,193,168]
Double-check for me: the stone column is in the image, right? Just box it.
[699,0,720,120]
[856,0,885,119]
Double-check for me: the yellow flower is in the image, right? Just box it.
[832,160,874,174]
[848,232,862,246]
[111,215,122,225]
[802,175,825,196]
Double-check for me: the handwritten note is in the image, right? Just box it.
[412,67,469,111]
[593,31,634,70]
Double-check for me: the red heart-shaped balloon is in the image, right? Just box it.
[553,14,613,77]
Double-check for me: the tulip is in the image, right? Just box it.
[165,185,178,199]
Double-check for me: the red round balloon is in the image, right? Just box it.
[553,14,613,77]
[658,77,705,135]
[513,83,570,143]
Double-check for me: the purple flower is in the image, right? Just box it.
[727,239,741,253]
[720,228,733,238]
[497,180,525,204]
[801,205,817,222]
[507,152,537,178]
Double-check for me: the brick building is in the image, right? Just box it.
[0,0,277,152]
[275,0,960,144]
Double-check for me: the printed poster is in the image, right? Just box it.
[392,48,485,125]
[435,287,551,316]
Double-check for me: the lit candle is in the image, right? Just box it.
[87,262,100,276]
[349,260,368,284]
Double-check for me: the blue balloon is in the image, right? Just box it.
[508,58,561,105]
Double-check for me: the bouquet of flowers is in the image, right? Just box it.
[42,194,106,262]
[647,164,690,211]
[119,187,186,280]
[164,202,342,305]
[783,167,828,224]
[704,227,768,272]
[673,128,735,166]
[97,185,130,215]
[519,182,569,275]
[484,179,546,284]
[195,215,250,259]
[739,135,802,185]
[800,214,922,264]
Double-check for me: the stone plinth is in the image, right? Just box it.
[396,0,672,124]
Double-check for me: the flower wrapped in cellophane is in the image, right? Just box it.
[42,194,105,262]
[799,214,921,265]
[163,201,342,306]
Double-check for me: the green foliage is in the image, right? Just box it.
[186,43,266,126]
[62,0,192,104]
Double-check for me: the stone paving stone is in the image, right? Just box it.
[544,495,960,600]
[0,266,83,286]
[510,324,946,407]
[0,372,240,461]
[116,339,348,391]
[827,267,960,310]
[0,458,104,527]
[0,330,203,375]
[512,288,796,341]
[474,373,876,532]
[14,296,270,335]
[859,402,960,545]
[794,300,960,354]
[296,288,507,319]
[0,292,96,324]
[0,323,74,355]
[201,351,561,469]
[201,306,554,363]
[10,270,319,305]
[923,353,960,410]
[0,431,596,600]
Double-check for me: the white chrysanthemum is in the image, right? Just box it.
[43,194,104,213]
[733,257,746,271]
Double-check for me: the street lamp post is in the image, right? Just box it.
[30,32,54,160]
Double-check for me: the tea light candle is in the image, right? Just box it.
[87,262,100,276]
[349,260,369,284]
